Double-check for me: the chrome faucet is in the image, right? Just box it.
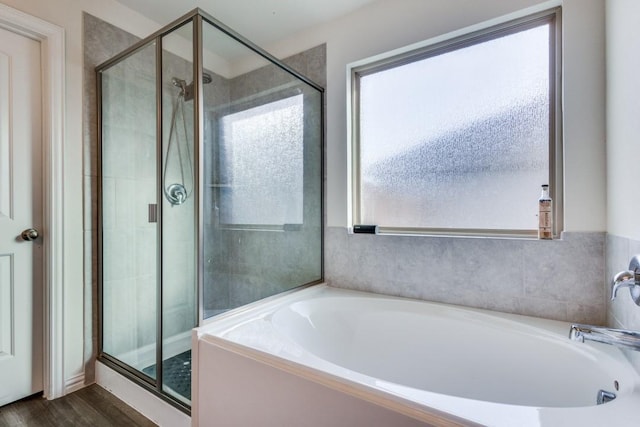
[612,270,637,299]
[568,255,640,351]
[611,255,640,306]
[569,324,640,351]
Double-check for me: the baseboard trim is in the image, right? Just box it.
[64,373,86,394]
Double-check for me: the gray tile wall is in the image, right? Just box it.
[202,44,325,314]
[160,47,199,341]
[100,42,158,363]
[326,227,606,324]
[607,234,640,372]
[83,13,141,383]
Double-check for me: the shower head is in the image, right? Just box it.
[172,74,212,86]
[171,73,213,88]
[172,73,213,101]
[172,77,188,92]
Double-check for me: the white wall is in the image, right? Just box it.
[605,0,640,370]
[0,0,160,393]
[265,0,606,232]
[606,0,640,240]
[562,0,607,232]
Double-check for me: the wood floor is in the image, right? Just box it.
[0,385,156,426]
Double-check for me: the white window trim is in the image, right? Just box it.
[346,1,563,238]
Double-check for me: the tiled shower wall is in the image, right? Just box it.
[99,41,158,363]
[203,45,325,314]
[325,228,606,324]
[83,13,141,383]
[607,234,640,372]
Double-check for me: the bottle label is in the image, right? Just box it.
[539,200,552,239]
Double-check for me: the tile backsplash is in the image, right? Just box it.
[325,227,606,324]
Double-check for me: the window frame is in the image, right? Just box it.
[347,7,563,238]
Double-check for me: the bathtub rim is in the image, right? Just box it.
[193,283,640,426]
[195,284,480,425]
[195,330,477,426]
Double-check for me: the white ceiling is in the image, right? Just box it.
[114,0,378,46]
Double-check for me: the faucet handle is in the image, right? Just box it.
[611,271,635,300]
[611,255,640,305]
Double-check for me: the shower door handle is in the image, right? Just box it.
[149,204,158,223]
[21,228,39,241]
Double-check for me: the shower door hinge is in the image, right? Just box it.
[148,204,158,223]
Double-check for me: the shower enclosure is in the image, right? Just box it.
[96,9,323,410]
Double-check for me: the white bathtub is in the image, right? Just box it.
[193,285,640,426]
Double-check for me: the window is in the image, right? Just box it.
[349,8,562,237]
[218,93,304,227]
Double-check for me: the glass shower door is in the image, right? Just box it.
[201,19,323,319]
[100,21,199,406]
[100,41,158,377]
[159,21,197,404]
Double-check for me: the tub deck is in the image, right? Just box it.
[193,284,640,426]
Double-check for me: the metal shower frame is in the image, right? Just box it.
[95,8,325,413]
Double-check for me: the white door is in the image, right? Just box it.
[0,25,43,407]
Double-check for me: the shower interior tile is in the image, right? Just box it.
[102,278,137,355]
[135,275,157,347]
[102,229,135,282]
[102,126,136,179]
[114,178,137,227]
[134,228,156,277]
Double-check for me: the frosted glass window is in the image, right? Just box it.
[219,94,303,225]
[353,13,560,234]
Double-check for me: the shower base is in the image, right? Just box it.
[143,350,192,400]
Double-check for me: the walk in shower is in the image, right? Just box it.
[96,9,323,410]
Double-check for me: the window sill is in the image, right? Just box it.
[348,226,561,241]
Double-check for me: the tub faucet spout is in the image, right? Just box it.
[569,323,640,351]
